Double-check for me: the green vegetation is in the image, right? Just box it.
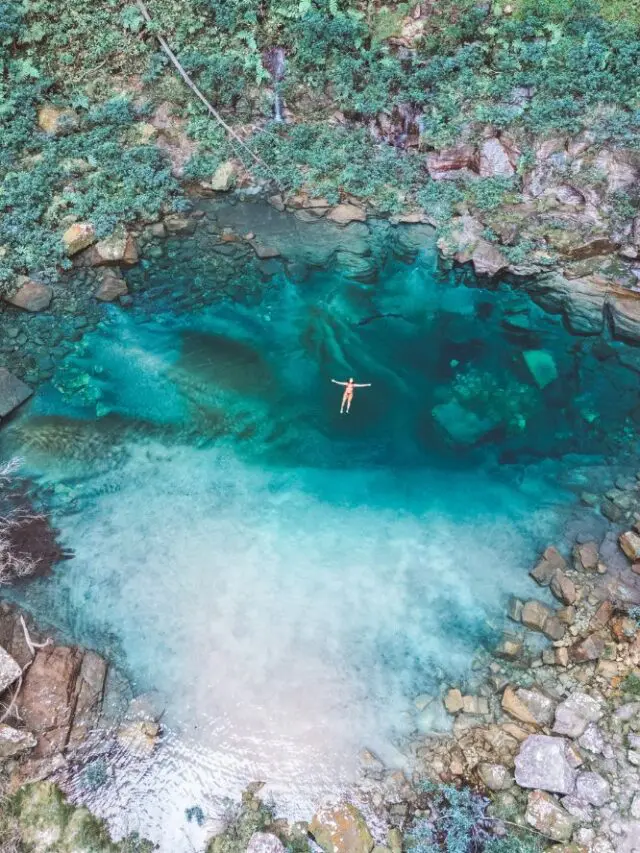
[0,781,153,853]
[623,673,640,696]
[408,784,542,853]
[2,0,640,284]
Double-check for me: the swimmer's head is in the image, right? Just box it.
[349,377,354,382]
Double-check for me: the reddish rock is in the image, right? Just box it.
[589,601,614,631]
[620,530,640,561]
[572,633,605,663]
[4,278,52,312]
[531,546,567,586]
[573,541,599,571]
[426,145,478,180]
[94,272,128,303]
[550,570,577,606]
[19,646,82,757]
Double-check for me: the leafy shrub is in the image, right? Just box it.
[408,784,542,853]
[623,673,640,696]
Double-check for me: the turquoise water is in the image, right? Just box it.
[4,210,640,848]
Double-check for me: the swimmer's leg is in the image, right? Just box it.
[340,392,347,414]
[346,396,352,413]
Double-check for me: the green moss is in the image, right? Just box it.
[10,782,153,853]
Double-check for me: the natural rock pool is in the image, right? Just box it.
[4,201,640,850]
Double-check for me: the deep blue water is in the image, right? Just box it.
[3,208,640,849]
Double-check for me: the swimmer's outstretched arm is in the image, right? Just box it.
[331,379,348,385]
[353,383,371,387]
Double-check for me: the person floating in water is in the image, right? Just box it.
[331,377,371,414]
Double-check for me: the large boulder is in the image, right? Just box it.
[471,240,509,277]
[549,570,577,606]
[19,646,83,757]
[501,685,538,726]
[607,294,640,344]
[91,230,138,265]
[208,160,238,192]
[552,692,603,738]
[530,546,567,585]
[63,222,96,256]
[523,350,558,389]
[0,369,33,419]
[513,688,556,726]
[4,278,52,312]
[479,138,516,177]
[94,272,128,303]
[514,735,576,794]
[525,791,574,842]
[310,804,374,853]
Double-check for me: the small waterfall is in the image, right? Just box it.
[262,47,286,123]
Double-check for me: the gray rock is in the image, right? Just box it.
[515,735,576,794]
[0,724,37,758]
[0,369,33,419]
[479,138,515,178]
[477,762,513,791]
[575,771,610,806]
[560,795,594,822]
[246,833,286,853]
[515,688,556,726]
[631,792,640,819]
[553,691,603,738]
[525,791,574,841]
[578,723,605,754]
[0,645,22,693]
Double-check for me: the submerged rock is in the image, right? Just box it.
[523,349,558,389]
[431,400,499,445]
[310,804,374,853]
[0,369,33,419]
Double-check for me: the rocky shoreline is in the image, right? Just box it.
[1,196,640,852]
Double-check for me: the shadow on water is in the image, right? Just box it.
[3,210,640,849]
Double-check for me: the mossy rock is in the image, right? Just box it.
[13,782,153,853]
[309,804,374,853]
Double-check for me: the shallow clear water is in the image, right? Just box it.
[4,208,640,849]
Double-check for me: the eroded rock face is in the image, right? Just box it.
[514,735,576,794]
[19,647,81,758]
[326,204,367,225]
[310,804,374,853]
[479,138,516,178]
[426,145,478,181]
